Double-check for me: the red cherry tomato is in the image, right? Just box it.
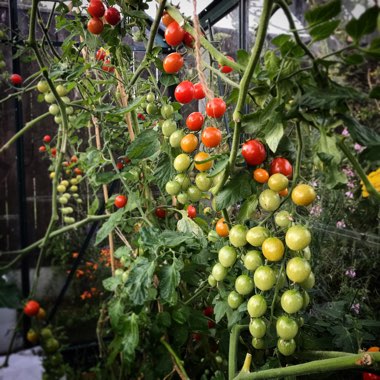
[206,98,226,118]
[23,300,40,317]
[363,373,380,380]
[207,320,216,329]
[174,80,194,104]
[183,32,194,48]
[270,157,293,179]
[116,162,124,170]
[203,306,214,317]
[43,135,51,143]
[102,58,115,73]
[219,56,235,74]
[96,48,107,61]
[87,17,104,35]
[137,113,145,120]
[155,207,167,219]
[71,155,78,163]
[39,146,46,152]
[164,21,185,47]
[192,332,201,342]
[51,147,57,157]
[186,112,204,131]
[104,7,121,26]
[74,168,83,175]
[201,127,222,148]
[87,0,105,18]
[114,195,127,208]
[10,74,23,86]
[187,205,196,219]
[163,52,184,74]
[242,140,266,166]
[193,83,205,100]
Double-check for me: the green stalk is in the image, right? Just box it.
[160,337,190,380]
[229,324,249,380]
[203,61,240,88]
[234,352,380,379]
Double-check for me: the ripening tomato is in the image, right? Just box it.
[51,147,57,157]
[114,195,127,208]
[206,98,226,118]
[162,12,175,27]
[270,157,293,179]
[180,134,198,153]
[175,81,194,104]
[201,127,222,148]
[242,140,266,166]
[87,17,104,35]
[216,217,229,237]
[102,58,114,73]
[246,226,270,246]
[268,173,289,192]
[186,112,204,131]
[104,7,121,26]
[87,0,105,18]
[10,73,23,85]
[253,168,269,183]
[96,48,107,61]
[155,207,166,219]
[362,373,380,380]
[165,21,185,47]
[193,82,205,99]
[187,205,196,219]
[262,237,285,261]
[23,300,40,317]
[291,184,316,206]
[163,52,184,74]
[183,31,195,48]
[27,329,39,344]
[39,146,46,152]
[219,56,235,74]
[194,151,213,172]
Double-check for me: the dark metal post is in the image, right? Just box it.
[8,0,31,344]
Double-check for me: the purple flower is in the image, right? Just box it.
[345,268,356,278]
[351,303,360,314]
[342,167,355,178]
[336,220,346,228]
[341,128,350,137]
[310,204,322,217]
[345,191,354,199]
[354,143,365,153]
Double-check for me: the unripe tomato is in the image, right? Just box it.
[206,98,226,118]
[174,154,191,172]
[177,193,188,204]
[44,92,55,103]
[246,226,270,246]
[262,237,285,261]
[49,104,59,115]
[24,300,40,316]
[281,289,304,314]
[169,130,185,148]
[299,271,315,289]
[252,338,265,349]
[187,186,202,202]
[218,246,237,268]
[277,338,296,356]
[44,338,60,353]
[186,112,204,131]
[259,189,281,212]
[146,103,158,115]
[165,21,185,46]
[155,208,166,219]
[242,140,266,166]
[216,217,229,237]
[247,294,267,318]
[187,205,196,219]
[165,180,181,195]
[243,250,263,271]
[275,210,292,228]
[208,274,217,287]
[253,168,269,183]
[104,7,121,26]
[212,263,228,282]
[195,172,212,191]
[229,224,248,247]
[162,119,177,137]
[268,173,289,192]
[87,17,104,35]
[201,127,222,148]
[302,290,310,309]
[228,291,243,309]
[55,84,67,97]
[37,80,49,93]
[291,184,316,206]
[27,329,39,344]
[163,52,184,74]
[276,315,299,340]
[285,225,311,251]
[286,257,311,283]
[10,73,22,85]
[270,157,293,179]
[175,174,191,190]
[235,274,254,295]
[219,56,235,74]
[36,307,46,320]
[254,266,276,291]
[249,318,267,339]
[114,195,127,208]
[87,0,105,17]
[161,104,174,119]
[194,152,213,172]
[180,133,198,153]
[40,327,53,340]
[174,80,194,104]
[193,82,205,99]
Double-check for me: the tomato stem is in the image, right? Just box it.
[229,324,249,380]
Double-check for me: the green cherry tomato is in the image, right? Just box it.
[212,263,228,282]
[277,338,296,356]
[229,224,248,247]
[177,193,189,204]
[165,180,181,196]
[274,267,287,289]
[254,266,276,291]
[268,173,289,192]
[174,154,191,172]
[303,246,312,260]
[243,250,263,271]
[252,337,265,349]
[37,80,49,93]
[247,294,267,318]
[280,289,304,314]
[146,92,155,102]
[146,103,158,115]
[227,291,243,309]
[275,210,292,228]
[161,104,174,119]
[218,246,237,268]
[246,226,270,247]
[249,318,267,339]
[302,290,310,309]
[235,274,254,295]
[187,186,202,202]
[286,257,311,283]
[195,172,212,191]
[175,174,191,190]
[276,315,299,340]
[169,130,185,148]
[285,225,311,251]
[299,271,315,289]
[44,92,55,103]
[55,84,67,97]
[208,274,217,287]
[259,189,281,212]
[262,237,285,262]
[162,119,177,137]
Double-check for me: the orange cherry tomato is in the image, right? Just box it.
[194,152,213,172]
[180,134,198,153]
[201,127,222,148]
[253,168,269,183]
[216,217,229,237]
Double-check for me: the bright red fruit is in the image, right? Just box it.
[270,157,293,179]
[87,18,104,35]
[23,300,40,317]
[10,74,22,85]
[241,139,266,166]
[155,208,167,219]
[51,147,57,157]
[164,22,185,47]
[219,56,235,74]
[163,52,184,74]
[102,58,115,73]
[87,0,105,18]
[96,48,107,61]
[174,81,194,104]
[206,98,226,118]
[39,146,46,152]
[105,7,121,26]
[203,306,214,317]
[137,113,145,120]
[193,83,205,100]
[187,205,196,219]
[186,112,204,131]
[114,195,127,208]
[43,135,51,143]
[116,162,124,170]
[74,168,82,175]
[363,373,380,380]
[201,127,222,148]
[183,32,194,48]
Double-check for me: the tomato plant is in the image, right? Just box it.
[87,0,105,18]
[23,300,40,317]
[174,80,194,104]
[242,139,266,166]
[163,52,184,74]
[270,157,293,179]
[164,21,185,47]
[104,7,121,26]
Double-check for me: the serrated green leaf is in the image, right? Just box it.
[346,7,379,42]
[237,195,258,223]
[264,51,280,80]
[237,49,249,66]
[159,258,183,305]
[126,130,160,160]
[154,153,175,189]
[103,276,122,292]
[89,197,99,215]
[310,19,340,42]
[271,34,292,47]
[160,73,180,87]
[305,0,341,25]
[177,213,204,236]
[172,306,190,325]
[122,313,139,361]
[113,97,144,115]
[213,299,229,323]
[207,156,229,178]
[265,122,284,153]
[95,209,124,245]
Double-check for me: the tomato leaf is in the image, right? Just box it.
[309,20,340,42]
[154,153,175,189]
[207,156,229,178]
[237,194,258,224]
[265,121,284,153]
[172,306,190,325]
[177,213,204,236]
[0,277,21,308]
[213,299,229,323]
[346,7,379,43]
[237,49,249,66]
[121,313,139,362]
[264,51,281,80]
[95,209,124,245]
[160,73,180,87]
[159,257,184,305]
[305,0,341,26]
[103,276,122,292]
[126,130,160,160]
